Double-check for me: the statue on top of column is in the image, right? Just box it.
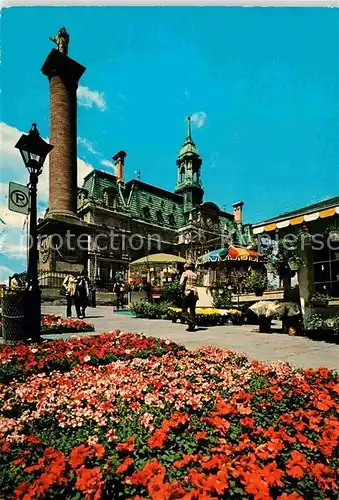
[49,27,69,55]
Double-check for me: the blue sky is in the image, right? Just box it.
[0,7,338,279]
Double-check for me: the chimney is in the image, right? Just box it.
[232,201,244,225]
[113,150,127,184]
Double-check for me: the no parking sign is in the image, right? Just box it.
[8,182,30,215]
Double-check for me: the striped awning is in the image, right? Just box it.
[253,206,339,234]
[197,246,262,265]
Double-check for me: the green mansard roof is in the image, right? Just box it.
[82,170,126,210]
[125,179,186,229]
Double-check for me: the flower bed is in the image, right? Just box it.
[0,331,182,384]
[0,314,94,336]
[168,307,243,326]
[41,314,95,335]
[1,333,338,499]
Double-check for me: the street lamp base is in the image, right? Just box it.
[24,287,42,343]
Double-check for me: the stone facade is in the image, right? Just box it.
[37,46,252,290]
[76,123,253,288]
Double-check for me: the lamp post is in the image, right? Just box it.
[15,124,53,342]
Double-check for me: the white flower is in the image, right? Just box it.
[84,356,91,362]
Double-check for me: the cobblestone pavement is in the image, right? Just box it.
[41,305,339,370]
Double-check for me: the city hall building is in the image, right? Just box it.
[37,38,252,289]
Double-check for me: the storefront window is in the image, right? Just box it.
[313,246,339,297]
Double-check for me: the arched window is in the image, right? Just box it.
[180,168,185,183]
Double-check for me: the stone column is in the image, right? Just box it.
[41,49,86,218]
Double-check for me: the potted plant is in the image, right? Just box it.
[288,255,304,271]
[243,269,268,296]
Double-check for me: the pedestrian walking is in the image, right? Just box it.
[62,272,78,318]
[180,262,199,332]
[114,280,125,310]
[75,270,90,319]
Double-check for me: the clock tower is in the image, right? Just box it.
[175,117,204,211]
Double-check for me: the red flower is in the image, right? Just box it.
[240,417,255,428]
[286,450,308,479]
[117,457,134,474]
[196,431,207,440]
[116,436,135,453]
[75,467,105,500]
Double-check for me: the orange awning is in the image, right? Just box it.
[227,246,262,261]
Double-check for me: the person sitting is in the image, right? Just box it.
[180,262,199,332]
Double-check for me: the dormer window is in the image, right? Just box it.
[104,190,116,208]
[143,206,151,219]
[148,196,153,205]
[156,210,164,223]
[168,214,175,226]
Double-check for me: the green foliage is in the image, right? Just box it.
[211,288,233,309]
[305,313,339,334]
[243,269,268,295]
[130,300,170,319]
[209,284,233,309]
[163,279,182,306]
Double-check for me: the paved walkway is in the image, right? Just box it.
[41,305,339,370]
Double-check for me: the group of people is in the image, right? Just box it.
[62,270,91,319]
[9,263,198,329]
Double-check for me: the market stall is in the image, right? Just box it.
[196,245,264,296]
[129,253,186,302]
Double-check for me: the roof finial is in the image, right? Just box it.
[186,116,192,140]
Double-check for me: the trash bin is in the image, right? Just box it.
[2,289,27,342]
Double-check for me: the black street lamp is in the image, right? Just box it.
[15,124,53,342]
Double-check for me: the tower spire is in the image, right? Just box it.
[175,116,203,210]
[186,116,192,140]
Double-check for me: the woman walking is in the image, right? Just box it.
[62,272,77,318]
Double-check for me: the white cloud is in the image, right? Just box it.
[77,85,106,112]
[78,158,93,183]
[0,265,15,284]
[77,137,99,155]
[101,159,113,168]
[0,122,93,264]
[184,89,190,99]
[191,111,207,129]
